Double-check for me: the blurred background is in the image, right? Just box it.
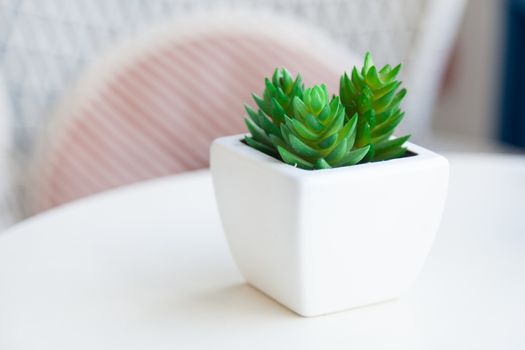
[0,0,523,229]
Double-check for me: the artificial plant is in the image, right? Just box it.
[339,52,410,161]
[244,53,410,170]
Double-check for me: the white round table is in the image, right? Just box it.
[0,154,524,349]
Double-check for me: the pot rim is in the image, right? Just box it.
[212,133,448,180]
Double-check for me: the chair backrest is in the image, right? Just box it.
[26,13,359,214]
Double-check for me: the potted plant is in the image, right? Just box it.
[210,53,449,317]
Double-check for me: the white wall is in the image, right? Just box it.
[0,73,16,229]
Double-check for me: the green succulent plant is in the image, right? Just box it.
[245,83,369,170]
[251,68,304,127]
[243,53,410,170]
[243,68,300,159]
[340,52,410,161]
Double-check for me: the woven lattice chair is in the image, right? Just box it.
[26,12,359,213]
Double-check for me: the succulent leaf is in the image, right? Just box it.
[373,146,408,162]
[244,118,272,147]
[289,134,320,159]
[286,116,319,141]
[244,136,279,158]
[258,110,281,138]
[325,138,348,162]
[362,52,374,75]
[372,111,405,137]
[384,64,402,82]
[277,146,313,169]
[318,134,338,149]
[321,108,345,138]
[374,135,410,153]
[314,158,332,170]
[332,145,371,167]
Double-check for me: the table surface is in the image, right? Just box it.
[0,153,524,350]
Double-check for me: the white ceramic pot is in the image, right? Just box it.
[210,134,449,317]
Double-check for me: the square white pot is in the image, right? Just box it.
[210,134,449,317]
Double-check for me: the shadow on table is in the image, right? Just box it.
[146,282,297,322]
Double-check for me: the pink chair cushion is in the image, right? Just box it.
[30,28,352,213]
